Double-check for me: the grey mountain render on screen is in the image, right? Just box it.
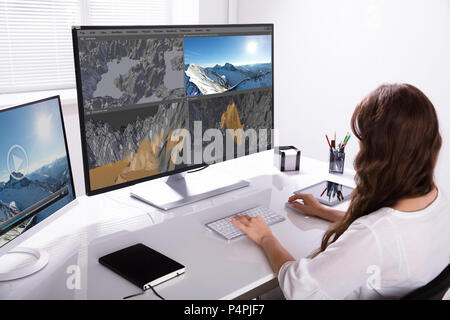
[85,101,188,173]
[79,38,185,110]
[189,89,273,155]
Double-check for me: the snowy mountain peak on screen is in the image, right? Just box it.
[222,63,238,71]
[9,201,18,212]
[4,172,28,189]
[185,64,230,95]
[185,74,201,97]
[0,157,70,213]
[0,175,51,212]
[27,157,69,186]
[0,200,18,222]
[185,62,271,97]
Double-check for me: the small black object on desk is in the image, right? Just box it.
[99,243,185,297]
[274,146,301,171]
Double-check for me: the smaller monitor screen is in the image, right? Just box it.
[294,181,354,206]
[0,97,75,248]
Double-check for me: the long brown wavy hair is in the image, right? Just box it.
[315,83,442,256]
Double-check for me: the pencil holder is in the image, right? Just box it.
[329,150,345,174]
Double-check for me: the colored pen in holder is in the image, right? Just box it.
[326,132,350,175]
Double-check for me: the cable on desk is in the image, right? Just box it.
[123,290,145,300]
[148,285,165,300]
[122,285,165,300]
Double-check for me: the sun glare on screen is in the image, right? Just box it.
[246,41,258,54]
[36,114,52,141]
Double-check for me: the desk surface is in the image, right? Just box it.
[0,150,355,300]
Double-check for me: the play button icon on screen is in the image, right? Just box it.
[6,144,29,180]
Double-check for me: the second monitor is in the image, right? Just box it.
[72,24,274,207]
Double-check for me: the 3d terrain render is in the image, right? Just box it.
[189,89,273,159]
[85,101,189,190]
[79,38,185,110]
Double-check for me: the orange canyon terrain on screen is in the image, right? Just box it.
[89,102,244,190]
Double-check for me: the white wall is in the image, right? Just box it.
[172,0,229,24]
[170,0,200,24]
[199,0,229,23]
[236,0,450,193]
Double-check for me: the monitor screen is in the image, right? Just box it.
[0,97,75,248]
[73,24,273,195]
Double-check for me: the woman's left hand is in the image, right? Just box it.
[230,215,274,246]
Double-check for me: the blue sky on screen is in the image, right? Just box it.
[0,98,67,182]
[184,35,272,67]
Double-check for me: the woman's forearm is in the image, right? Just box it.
[316,208,346,223]
[256,209,345,273]
[259,234,295,274]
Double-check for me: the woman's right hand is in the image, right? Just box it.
[288,193,327,217]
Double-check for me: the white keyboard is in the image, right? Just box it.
[205,206,285,240]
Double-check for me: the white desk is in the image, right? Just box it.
[0,150,355,300]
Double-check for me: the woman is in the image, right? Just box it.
[231,83,450,299]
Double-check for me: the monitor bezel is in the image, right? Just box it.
[71,23,274,196]
[0,95,77,252]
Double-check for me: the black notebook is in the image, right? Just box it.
[99,243,185,290]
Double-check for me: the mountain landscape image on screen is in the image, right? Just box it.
[0,98,75,247]
[184,34,272,97]
[185,62,271,97]
[0,156,74,246]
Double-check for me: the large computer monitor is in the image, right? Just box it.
[0,96,76,280]
[72,24,273,209]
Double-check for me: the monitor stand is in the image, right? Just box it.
[130,170,249,210]
[0,247,49,281]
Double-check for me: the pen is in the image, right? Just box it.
[320,187,327,197]
[340,142,345,152]
[325,134,332,150]
[338,133,350,151]
[343,134,351,148]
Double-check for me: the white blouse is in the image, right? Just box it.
[278,190,450,299]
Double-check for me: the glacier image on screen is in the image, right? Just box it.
[78,38,185,111]
[184,35,272,97]
[0,99,74,247]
